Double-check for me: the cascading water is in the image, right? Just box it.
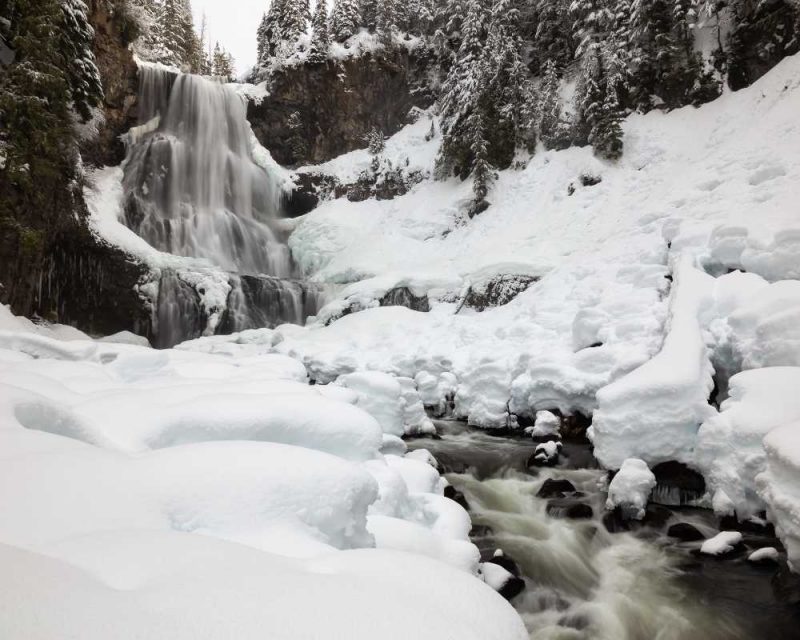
[408,422,800,640]
[122,64,324,346]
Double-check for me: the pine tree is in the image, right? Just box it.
[331,0,360,42]
[211,41,234,79]
[359,0,378,31]
[469,111,495,208]
[485,0,535,161]
[308,0,330,62]
[538,59,570,150]
[590,73,624,159]
[256,12,270,62]
[277,0,310,57]
[436,0,493,183]
[375,0,396,45]
[366,126,386,154]
[59,0,103,121]
[529,0,574,74]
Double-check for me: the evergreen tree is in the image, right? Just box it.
[59,0,103,120]
[529,0,574,74]
[375,0,396,45]
[277,0,310,57]
[256,12,270,62]
[308,0,330,62]
[485,0,535,160]
[211,41,235,79]
[359,0,378,31]
[366,126,385,154]
[437,0,496,202]
[590,73,624,159]
[331,0,360,42]
[538,59,570,150]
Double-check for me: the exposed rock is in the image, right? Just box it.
[727,0,800,91]
[80,0,140,167]
[537,478,577,499]
[379,287,430,312]
[247,49,435,166]
[546,499,594,520]
[487,551,521,578]
[667,522,706,542]
[650,461,706,506]
[719,513,776,537]
[463,274,539,312]
[528,441,562,467]
[469,524,494,538]
[444,485,470,511]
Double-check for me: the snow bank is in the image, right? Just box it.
[0,306,524,637]
[605,458,657,520]
[757,421,800,570]
[592,257,716,469]
[0,539,527,640]
[696,367,800,517]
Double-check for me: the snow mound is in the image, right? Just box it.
[696,367,800,518]
[757,421,800,571]
[0,307,522,637]
[605,458,657,520]
[700,531,743,556]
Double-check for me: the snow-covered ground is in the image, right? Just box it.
[279,55,800,561]
[6,47,800,639]
[0,305,526,638]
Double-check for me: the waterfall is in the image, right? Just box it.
[123,63,323,347]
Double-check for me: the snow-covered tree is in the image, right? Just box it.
[538,59,571,150]
[331,0,360,42]
[359,0,378,31]
[375,0,397,45]
[484,0,535,160]
[211,41,235,79]
[590,73,624,159]
[528,0,574,74]
[437,0,498,205]
[366,126,386,154]
[308,0,331,62]
[59,0,103,120]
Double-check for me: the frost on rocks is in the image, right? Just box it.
[605,458,657,520]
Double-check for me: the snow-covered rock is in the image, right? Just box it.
[757,421,800,571]
[696,367,800,518]
[700,531,744,556]
[605,458,657,520]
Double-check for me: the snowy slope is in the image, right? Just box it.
[278,54,800,545]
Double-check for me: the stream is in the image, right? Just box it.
[407,420,800,640]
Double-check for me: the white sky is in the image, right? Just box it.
[192,0,269,76]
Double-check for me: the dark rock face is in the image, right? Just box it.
[379,287,430,312]
[444,485,470,511]
[728,1,800,91]
[651,461,706,506]
[463,275,539,312]
[248,49,435,166]
[80,0,140,167]
[668,522,706,542]
[537,478,577,499]
[1,0,148,336]
[546,499,594,520]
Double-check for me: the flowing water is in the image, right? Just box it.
[121,64,324,346]
[408,421,800,640]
